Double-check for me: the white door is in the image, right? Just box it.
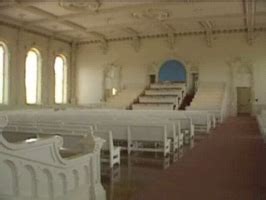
[237,87,251,114]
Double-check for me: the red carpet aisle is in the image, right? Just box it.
[132,116,266,200]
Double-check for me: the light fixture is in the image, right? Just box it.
[112,88,117,96]
[25,138,38,143]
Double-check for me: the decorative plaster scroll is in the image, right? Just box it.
[147,62,158,75]
[132,36,141,52]
[98,40,108,54]
[166,32,176,50]
[199,20,214,47]
[88,32,108,54]
[162,24,176,50]
[190,65,199,73]
[123,27,141,52]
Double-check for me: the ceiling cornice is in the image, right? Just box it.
[243,0,256,45]
[0,1,265,45]
[0,16,73,44]
[77,27,266,46]
[53,11,266,38]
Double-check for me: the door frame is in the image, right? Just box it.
[236,87,251,115]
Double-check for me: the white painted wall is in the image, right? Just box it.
[76,32,266,114]
[0,24,72,109]
[1,22,266,115]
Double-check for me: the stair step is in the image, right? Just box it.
[139,96,178,104]
[132,103,174,110]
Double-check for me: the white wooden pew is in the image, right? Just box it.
[4,122,121,169]
[94,121,173,156]
[132,103,174,110]
[0,116,106,200]
[93,130,121,168]
[6,117,173,157]
[5,119,122,162]
[85,110,193,136]
[257,114,266,143]
[129,124,171,157]
[4,110,194,147]
[34,109,190,138]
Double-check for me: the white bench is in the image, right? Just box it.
[4,120,122,168]
[93,130,121,168]
[92,110,194,136]
[94,122,172,156]
[257,114,266,143]
[132,103,174,110]
[9,117,189,167]
[0,116,106,200]
[29,109,189,140]
[129,124,171,157]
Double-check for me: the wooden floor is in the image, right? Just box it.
[102,116,266,200]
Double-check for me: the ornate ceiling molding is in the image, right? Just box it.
[199,20,214,47]
[163,24,176,50]
[123,27,141,52]
[78,27,266,46]
[88,31,108,54]
[243,0,256,45]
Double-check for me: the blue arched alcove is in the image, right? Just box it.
[159,60,186,82]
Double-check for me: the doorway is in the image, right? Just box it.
[149,74,156,84]
[237,87,251,115]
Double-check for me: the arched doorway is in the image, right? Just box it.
[159,60,186,82]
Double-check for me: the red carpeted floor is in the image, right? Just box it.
[132,116,266,200]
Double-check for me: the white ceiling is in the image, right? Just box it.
[0,0,265,43]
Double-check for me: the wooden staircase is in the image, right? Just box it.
[179,93,195,110]
[132,83,187,110]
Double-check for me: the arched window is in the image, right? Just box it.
[0,42,8,104]
[25,49,41,104]
[159,60,186,82]
[54,55,67,104]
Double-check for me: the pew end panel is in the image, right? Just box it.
[129,125,171,157]
[93,130,121,168]
[0,132,107,200]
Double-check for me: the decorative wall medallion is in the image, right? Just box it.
[58,0,101,12]
[132,8,170,21]
[146,8,170,21]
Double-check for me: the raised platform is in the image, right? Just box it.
[132,82,186,111]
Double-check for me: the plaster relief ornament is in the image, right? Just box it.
[132,9,170,21]
[58,0,101,12]
[147,9,170,21]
